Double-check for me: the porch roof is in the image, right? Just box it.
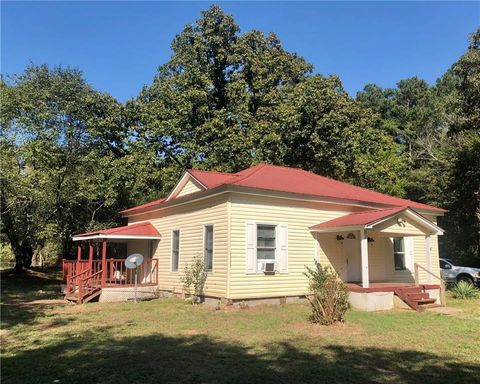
[72,222,161,241]
[309,206,443,235]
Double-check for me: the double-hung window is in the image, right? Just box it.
[171,230,180,272]
[256,224,276,261]
[393,237,406,271]
[204,225,213,272]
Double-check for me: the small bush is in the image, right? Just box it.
[450,281,479,299]
[180,254,207,304]
[304,261,349,325]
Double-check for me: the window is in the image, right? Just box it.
[171,230,180,272]
[440,259,452,269]
[393,237,406,270]
[204,225,213,272]
[257,224,276,260]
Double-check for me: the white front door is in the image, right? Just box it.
[345,238,361,282]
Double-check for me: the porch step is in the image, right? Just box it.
[65,287,102,304]
[65,293,78,302]
[405,292,429,300]
[394,287,438,312]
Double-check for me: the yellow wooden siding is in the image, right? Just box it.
[128,195,229,297]
[374,214,428,235]
[176,178,203,198]
[365,234,440,284]
[125,190,443,299]
[317,233,346,280]
[229,194,351,299]
[229,193,442,299]
[366,237,388,281]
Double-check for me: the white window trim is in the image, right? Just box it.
[256,223,277,263]
[203,224,214,273]
[171,229,180,272]
[393,237,407,272]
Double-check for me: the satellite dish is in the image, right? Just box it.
[124,253,144,304]
[125,253,144,269]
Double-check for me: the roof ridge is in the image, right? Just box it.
[230,163,267,185]
[188,169,234,176]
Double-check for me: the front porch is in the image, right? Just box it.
[311,207,446,311]
[63,222,161,303]
[345,282,439,293]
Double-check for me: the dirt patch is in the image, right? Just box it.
[427,306,463,315]
[286,320,366,337]
[180,329,201,336]
[22,299,66,305]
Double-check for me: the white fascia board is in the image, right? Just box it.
[365,208,444,235]
[309,225,364,233]
[72,235,161,241]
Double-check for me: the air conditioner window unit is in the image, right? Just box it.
[258,261,276,273]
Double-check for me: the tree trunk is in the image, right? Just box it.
[12,244,34,274]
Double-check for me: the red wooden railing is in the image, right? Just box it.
[63,258,158,287]
[104,259,158,287]
[78,270,103,304]
[66,268,90,296]
[63,260,89,282]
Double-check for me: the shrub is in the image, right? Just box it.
[450,281,479,299]
[180,254,207,304]
[304,261,349,325]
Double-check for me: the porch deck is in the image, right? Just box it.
[346,282,440,293]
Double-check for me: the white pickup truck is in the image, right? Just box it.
[440,258,480,286]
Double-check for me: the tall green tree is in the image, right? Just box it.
[137,5,406,195]
[0,65,162,271]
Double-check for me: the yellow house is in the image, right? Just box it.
[66,164,445,311]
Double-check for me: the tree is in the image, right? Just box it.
[137,5,406,196]
[450,28,480,134]
[274,75,407,195]
[0,65,156,271]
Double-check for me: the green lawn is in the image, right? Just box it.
[2,270,479,384]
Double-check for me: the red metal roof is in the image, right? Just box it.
[309,207,408,230]
[120,198,166,215]
[74,222,160,238]
[121,164,445,215]
[187,169,235,188]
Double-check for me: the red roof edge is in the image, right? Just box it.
[74,222,160,238]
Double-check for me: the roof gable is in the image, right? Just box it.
[310,207,444,235]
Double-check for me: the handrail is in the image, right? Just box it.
[71,268,91,280]
[414,263,446,306]
[66,269,91,296]
[78,269,103,304]
[81,270,103,284]
[414,263,443,282]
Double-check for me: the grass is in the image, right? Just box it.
[1,269,479,384]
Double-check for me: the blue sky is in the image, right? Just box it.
[2,1,478,101]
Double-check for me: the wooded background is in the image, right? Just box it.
[1,6,479,271]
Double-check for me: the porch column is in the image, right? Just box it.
[88,241,93,271]
[101,240,107,287]
[425,235,432,284]
[360,229,369,288]
[77,243,82,261]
